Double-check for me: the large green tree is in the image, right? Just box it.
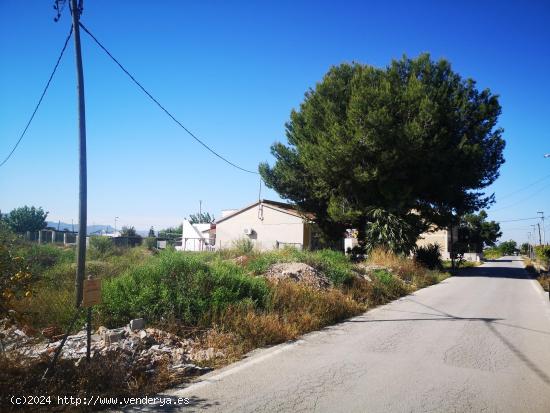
[4,206,48,233]
[260,54,505,250]
[458,210,502,253]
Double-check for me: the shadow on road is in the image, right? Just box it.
[351,297,550,386]
[454,260,530,279]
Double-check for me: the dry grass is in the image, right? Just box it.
[366,247,447,288]
[214,280,365,352]
[1,243,449,410]
[0,351,182,412]
[523,258,548,292]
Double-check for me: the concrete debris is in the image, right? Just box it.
[189,347,225,363]
[0,318,37,351]
[265,262,331,289]
[129,318,145,331]
[1,318,218,378]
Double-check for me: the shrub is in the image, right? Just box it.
[89,236,115,259]
[217,280,363,348]
[483,247,502,260]
[144,237,157,251]
[231,238,254,255]
[414,244,442,270]
[534,245,550,266]
[99,250,270,327]
[243,248,355,286]
[370,269,409,305]
[300,249,355,286]
[0,224,32,313]
[12,242,75,275]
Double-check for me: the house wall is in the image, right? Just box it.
[216,204,306,251]
[416,226,459,259]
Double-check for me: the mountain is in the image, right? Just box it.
[46,221,149,236]
[46,221,115,235]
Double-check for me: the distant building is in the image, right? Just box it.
[174,219,215,251]
[415,226,460,260]
[215,199,315,251]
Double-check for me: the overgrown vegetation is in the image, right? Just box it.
[484,240,518,260]
[1,226,449,408]
[413,244,442,270]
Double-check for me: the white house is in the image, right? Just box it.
[175,219,214,252]
[215,199,315,251]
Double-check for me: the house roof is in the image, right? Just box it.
[215,199,314,224]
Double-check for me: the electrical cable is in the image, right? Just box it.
[78,22,259,175]
[496,173,550,201]
[497,217,541,223]
[489,181,550,212]
[0,25,73,168]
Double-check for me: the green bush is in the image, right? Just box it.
[89,236,116,259]
[414,244,442,270]
[370,269,409,304]
[232,238,254,255]
[300,249,354,285]
[483,247,502,259]
[144,237,157,251]
[534,245,550,266]
[99,250,270,327]
[244,248,354,286]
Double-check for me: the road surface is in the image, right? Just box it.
[130,256,550,412]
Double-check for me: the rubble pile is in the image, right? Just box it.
[0,318,221,378]
[265,262,331,289]
[0,318,37,352]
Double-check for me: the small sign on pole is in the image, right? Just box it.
[82,278,101,307]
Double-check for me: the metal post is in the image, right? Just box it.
[538,212,546,245]
[70,0,90,361]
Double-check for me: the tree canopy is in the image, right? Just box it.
[458,210,502,253]
[497,240,518,256]
[3,206,48,233]
[189,212,214,224]
[120,226,140,238]
[260,54,505,250]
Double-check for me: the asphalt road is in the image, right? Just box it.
[130,256,550,413]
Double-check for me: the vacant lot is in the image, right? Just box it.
[1,226,449,410]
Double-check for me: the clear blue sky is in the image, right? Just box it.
[1,0,549,243]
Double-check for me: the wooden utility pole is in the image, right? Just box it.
[70,0,91,360]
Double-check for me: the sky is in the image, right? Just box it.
[0,0,549,243]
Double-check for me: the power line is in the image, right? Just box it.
[489,181,550,212]
[497,217,541,223]
[78,22,259,175]
[496,173,550,201]
[0,25,73,168]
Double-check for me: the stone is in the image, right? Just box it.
[265,262,331,289]
[104,330,124,345]
[129,318,145,331]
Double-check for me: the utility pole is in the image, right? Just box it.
[70,0,90,360]
[537,223,543,246]
[199,200,202,216]
[537,211,546,245]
